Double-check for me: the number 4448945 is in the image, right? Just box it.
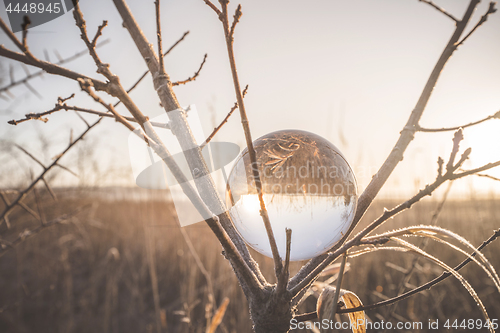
[444,319,498,330]
[6,2,61,14]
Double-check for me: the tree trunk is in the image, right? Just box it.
[249,289,293,333]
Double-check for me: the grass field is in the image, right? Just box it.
[0,188,499,333]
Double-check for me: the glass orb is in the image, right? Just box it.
[225,130,358,261]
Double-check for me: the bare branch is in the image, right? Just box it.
[290,129,500,294]
[338,228,500,314]
[92,21,108,48]
[33,187,47,225]
[0,207,87,258]
[475,173,500,182]
[202,0,222,16]
[229,5,242,39]
[0,45,109,91]
[18,200,41,222]
[23,81,42,99]
[329,253,347,321]
[9,101,170,129]
[55,164,79,178]
[200,84,248,149]
[78,78,137,132]
[290,0,483,292]
[21,16,31,51]
[0,119,102,226]
[15,144,46,169]
[446,128,463,172]
[74,109,91,128]
[110,32,190,110]
[277,228,292,294]
[112,0,266,293]
[456,2,497,47]
[0,17,26,52]
[218,0,283,279]
[419,0,459,23]
[0,41,110,94]
[155,0,166,75]
[73,3,106,68]
[417,110,500,132]
[42,177,57,201]
[172,53,207,86]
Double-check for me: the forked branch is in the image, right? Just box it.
[290,0,486,292]
[217,0,284,280]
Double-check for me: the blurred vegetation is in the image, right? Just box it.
[0,188,499,333]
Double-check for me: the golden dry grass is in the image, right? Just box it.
[0,188,499,332]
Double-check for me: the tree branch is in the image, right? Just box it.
[417,110,500,132]
[456,2,497,47]
[8,103,170,129]
[0,40,110,95]
[172,53,207,86]
[0,45,109,92]
[419,0,459,23]
[202,0,222,16]
[475,173,500,182]
[200,84,248,149]
[338,228,500,314]
[112,0,266,294]
[0,206,87,258]
[289,0,483,292]
[290,128,500,294]
[0,119,102,227]
[218,0,283,280]
[155,0,166,75]
[276,228,292,295]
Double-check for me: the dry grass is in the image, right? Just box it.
[0,188,498,333]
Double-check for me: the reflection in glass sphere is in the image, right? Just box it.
[225,130,357,261]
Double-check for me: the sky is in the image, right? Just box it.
[1,0,499,199]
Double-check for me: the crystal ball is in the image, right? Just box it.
[225,130,357,261]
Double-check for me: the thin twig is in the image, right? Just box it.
[417,110,500,132]
[0,206,87,258]
[15,144,46,169]
[92,21,108,47]
[419,0,459,23]
[21,16,31,51]
[338,228,500,314]
[180,227,216,308]
[114,31,189,108]
[172,53,207,86]
[290,129,500,294]
[200,85,248,149]
[456,2,497,47]
[218,0,283,279]
[0,40,110,94]
[202,0,222,16]
[114,0,266,294]
[475,173,500,182]
[289,0,483,292]
[9,102,170,129]
[155,0,166,75]
[229,5,242,39]
[277,228,292,294]
[0,119,102,226]
[327,253,347,333]
[78,78,137,132]
[383,180,453,318]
